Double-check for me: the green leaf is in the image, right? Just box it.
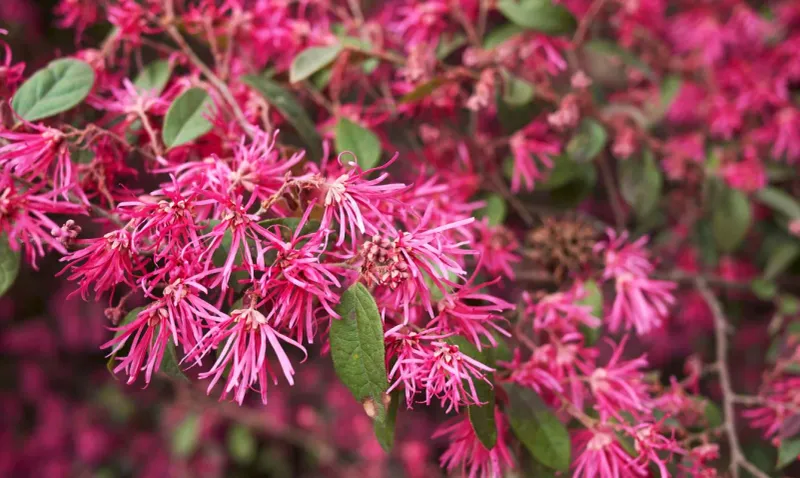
[645,75,682,125]
[756,187,800,220]
[475,194,507,226]
[373,388,400,452]
[577,280,603,345]
[451,336,497,450]
[160,341,189,381]
[228,425,257,464]
[12,58,95,121]
[504,383,571,471]
[777,437,800,469]
[619,150,663,219]
[0,236,20,297]
[289,43,343,84]
[162,87,213,148]
[567,119,607,163]
[330,283,392,449]
[399,77,447,103]
[335,118,382,170]
[436,33,467,59]
[751,278,778,301]
[712,185,752,253]
[259,217,321,238]
[172,414,200,457]
[703,400,723,428]
[496,0,578,36]
[483,24,526,49]
[242,75,323,161]
[501,71,535,106]
[134,60,172,95]
[763,241,800,280]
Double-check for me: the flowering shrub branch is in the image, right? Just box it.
[2,0,800,476]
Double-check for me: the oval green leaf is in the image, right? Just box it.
[496,0,577,36]
[330,283,392,449]
[290,43,343,84]
[335,118,382,170]
[504,383,571,471]
[619,150,662,219]
[162,87,213,149]
[777,437,800,469]
[451,336,497,449]
[228,425,257,464]
[12,58,95,121]
[501,71,535,106]
[475,194,508,226]
[567,119,607,163]
[756,187,800,220]
[134,59,172,95]
[712,185,752,253]
[0,236,20,297]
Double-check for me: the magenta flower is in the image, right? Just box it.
[0,125,77,196]
[428,275,513,350]
[192,303,306,405]
[525,284,602,334]
[572,427,647,478]
[433,409,514,478]
[579,337,651,420]
[473,219,519,280]
[508,120,560,192]
[102,304,177,385]
[608,273,676,335]
[58,229,140,300]
[421,341,493,413]
[0,174,85,267]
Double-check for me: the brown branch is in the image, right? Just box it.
[696,278,771,478]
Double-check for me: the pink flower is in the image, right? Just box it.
[0,125,77,196]
[191,302,306,405]
[103,304,177,385]
[0,174,85,267]
[578,337,650,419]
[54,0,99,40]
[572,427,647,478]
[58,229,140,300]
[473,220,519,279]
[508,121,560,192]
[421,340,494,412]
[721,154,766,193]
[773,107,800,162]
[525,285,602,334]
[433,409,514,478]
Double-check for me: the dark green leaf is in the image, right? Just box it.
[712,185,752,253]
[0,235,20,297]
[290,43,343,83]
[577,280,603,345]
[259,217,320,238]
[496,0,578,36]
[751,278,778,301]
[779,294,800,316]
[160,341,189,381]
[242,75,323,160]
[12,58,95,121]
[567,118,607,163]
[475,194,507,226]
[134,60,172,95]
[483,24,526,49]
[504,383,571,471]
[778,437,800,469]
[373,388,400,452]
[228,425,257,464]
[645,75,682,126]
[619,149,663,219]
[540,154,584,191]
[454,336,497,450]
[162,87,213,148]
[335,118,382,170]
[172,414,200,457]
[399,78,447,103]
[331,283,393,451]
[703,400,723,428]
[756,187,800,220]
[501,71,535,106]
[763,241,800,280]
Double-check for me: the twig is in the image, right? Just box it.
[696,277,771,478]
[162,1,256,140]
[489,173,534,226]
[597,155,626,231]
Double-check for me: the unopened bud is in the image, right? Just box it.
[362,397,378,419]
